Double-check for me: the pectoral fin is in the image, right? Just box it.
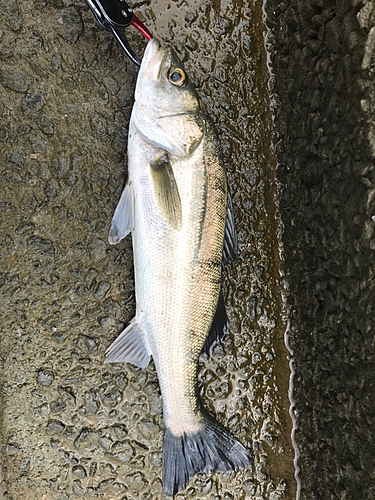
[108,181,135,245]
[150,153,182,230]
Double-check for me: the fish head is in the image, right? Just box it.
[132,38,205,157]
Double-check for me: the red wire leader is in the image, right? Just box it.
[131,14,153,41]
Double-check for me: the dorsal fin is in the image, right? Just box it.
[222,187,238,263]
[200,290,228,357]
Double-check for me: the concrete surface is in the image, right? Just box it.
[266,0,375,498]
[0,1,295,499]
[2,0,374,499]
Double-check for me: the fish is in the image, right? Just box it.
[106,38,252,496]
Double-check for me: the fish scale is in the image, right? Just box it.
[131,129,213,434]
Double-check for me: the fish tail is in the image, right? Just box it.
[162,410,252,496]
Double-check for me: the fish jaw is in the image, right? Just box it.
[135,38,162,98]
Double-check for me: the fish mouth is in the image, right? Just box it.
[135,38,162,99]
[138,38,164,82]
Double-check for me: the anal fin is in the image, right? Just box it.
[105,319,150,368]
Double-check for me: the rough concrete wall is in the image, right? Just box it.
[0,1,295,499]
[266,0,375,498]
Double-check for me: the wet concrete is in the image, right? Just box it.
[3,0,374,499]
[0,0,297,498]
[265,0,375,498]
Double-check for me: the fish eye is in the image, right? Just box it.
[168,68,186,87]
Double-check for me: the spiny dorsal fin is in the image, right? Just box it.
[108,181,135,245]
[105,319,150,368]
[150,152,182,230]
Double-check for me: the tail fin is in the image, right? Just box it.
[163,411,252,496]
